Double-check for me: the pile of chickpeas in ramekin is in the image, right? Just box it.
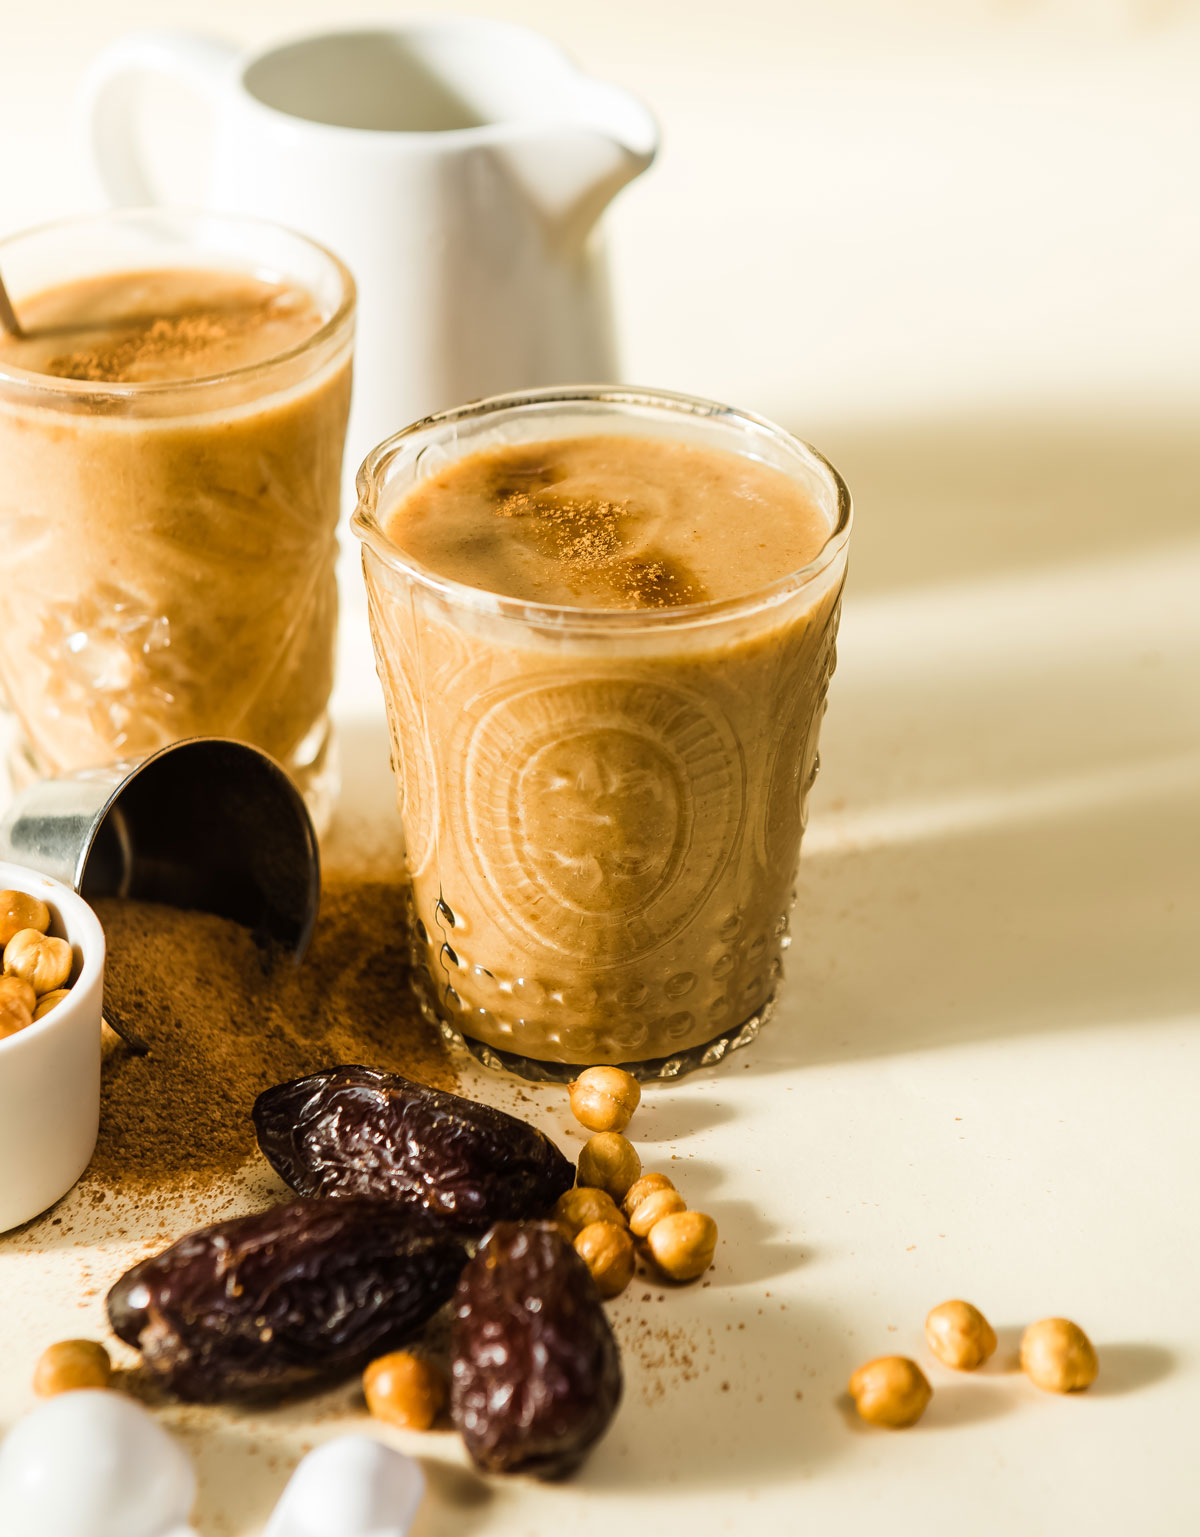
[0,889,75,1040]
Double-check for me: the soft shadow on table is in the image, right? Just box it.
[1088,1342,1177,1396]
[171,1416,307,1537]
[704,1197,804,1285]
[596,1294,849,1492]
[983,1324,1026,1374]
[635,1095,737,1142]
[168,1381,472,1537]
[835,1380,1015,1435]
[748,406,1200,1072]
[766,769,1200,1069]
[168,1298,856,1531]
[618,1154,808,1285]
[413,1458,496,1528]
[977,1328,1175,1396]
[805,409,1200,598]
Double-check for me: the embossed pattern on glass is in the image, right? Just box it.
[355,388,851,1078]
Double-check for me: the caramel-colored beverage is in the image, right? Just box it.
[390,435,833,608]
[3,269,328,383]
[0,251,353,815]
[359,396,850,1076]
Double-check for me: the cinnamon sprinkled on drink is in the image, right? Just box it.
[45,296,294,382]
[496,488,704,607]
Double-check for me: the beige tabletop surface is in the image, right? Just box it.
[1,2,1199,1533]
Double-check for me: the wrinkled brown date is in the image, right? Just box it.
[253,1065,574,1230]
[450,1221,622,1478]
[106,1198,467,1402]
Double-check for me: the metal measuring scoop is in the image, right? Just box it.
[0,739,320,1051]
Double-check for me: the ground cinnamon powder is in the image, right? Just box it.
[44,293,298,383]
[496,488,703,607]
[88,881,457,1193]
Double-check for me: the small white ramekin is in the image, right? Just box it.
[0,861,105,1232]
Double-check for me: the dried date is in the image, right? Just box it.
[450,1221,622,1478]
[106,1198,467,1403]
[253,1065,574,1230]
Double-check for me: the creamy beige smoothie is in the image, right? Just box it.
[0,222,353,817]
[390,435,833,608]
[357,394,850,1076]
[2,269,328,383]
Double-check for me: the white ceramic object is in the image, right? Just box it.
[0,1390,197,1537]
[0,861,104,1232]
[81,20,658,468]
[263,1435,425,1537]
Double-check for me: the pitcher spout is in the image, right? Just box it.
[495,79,658,250]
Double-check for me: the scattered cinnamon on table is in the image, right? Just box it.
[88,880,456,1195]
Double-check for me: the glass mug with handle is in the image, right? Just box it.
[353,387,851,1080]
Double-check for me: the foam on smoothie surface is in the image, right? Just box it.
[384,435,833,610]
[1,268,326,384]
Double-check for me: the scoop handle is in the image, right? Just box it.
[79,30,237,206]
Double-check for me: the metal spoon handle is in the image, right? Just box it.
[0,269,23,339]
[102,1012,150,1056]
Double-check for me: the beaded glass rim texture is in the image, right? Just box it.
[352,383,853,634]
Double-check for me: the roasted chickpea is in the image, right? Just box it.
[32,989,72,1021]
[33,1339,112,1397]
[848,1356,932,1428]
[569,1066,641,1134]
[0,890,51,948]
[622,1171,676,1220]
[0,975,36,1039]
[1020,1318,1098,1393]
[363,1350,447,1430]
[925,1299,998,1371]
[577,1132,642,1202]
[554,1185,625,1240]
[628,1186,687,1238]
[4,929,72,995]
[647,1210,717,1282]
[574,1220,636,1298]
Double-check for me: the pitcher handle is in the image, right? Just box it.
[80,31,238,206]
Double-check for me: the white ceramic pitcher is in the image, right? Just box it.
[82,21,658,464]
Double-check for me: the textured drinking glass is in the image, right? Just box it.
[0,210,355,831]
[354,387,851,1079]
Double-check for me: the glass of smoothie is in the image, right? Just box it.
[0,210,355,829]
[354,387,852,1079]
